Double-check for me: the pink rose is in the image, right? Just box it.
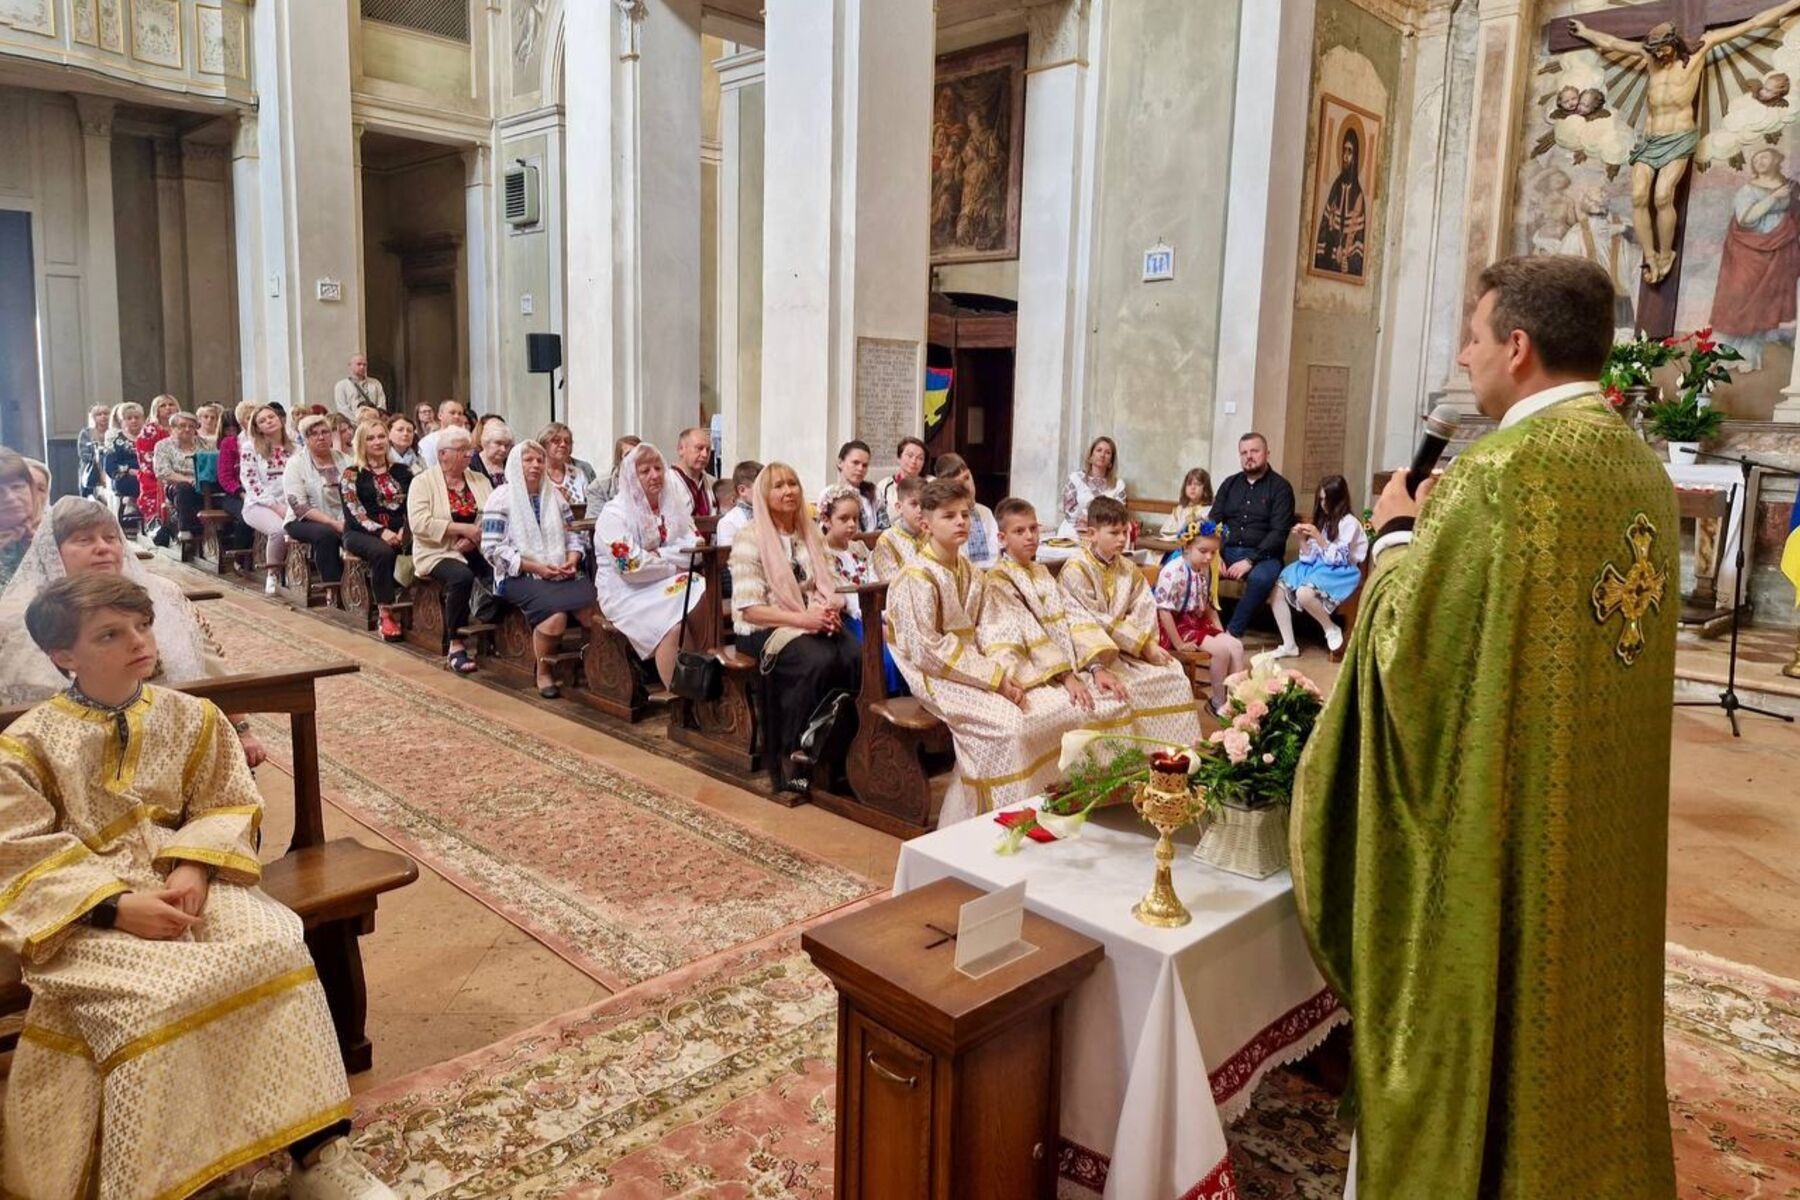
[1265,677,1286,695]
[1208,729,1229,745]
[1245,701,1270,721]
[1221,729,1251,764]
[1232,713,1261,735]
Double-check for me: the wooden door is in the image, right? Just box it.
[843,1007,934,1199]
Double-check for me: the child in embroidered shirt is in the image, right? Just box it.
[1159,467,1214,538]
[1154,519,1245,714]
[1271,473,1368,658]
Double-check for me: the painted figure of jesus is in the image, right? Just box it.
[1570,0,1800,283]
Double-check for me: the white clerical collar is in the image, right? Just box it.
[1499,380,1598,430]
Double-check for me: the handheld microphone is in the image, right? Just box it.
[1407,404,1461,497]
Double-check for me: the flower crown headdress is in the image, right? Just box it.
[1180,517,1227,546]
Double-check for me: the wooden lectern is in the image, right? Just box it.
[802,878,1104,1199]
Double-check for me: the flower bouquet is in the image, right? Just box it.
[1189,653,1324,877]
[993,738,1197,855]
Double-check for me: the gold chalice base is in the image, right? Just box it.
[1132,781,1194,928]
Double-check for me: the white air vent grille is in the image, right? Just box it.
[504,162,540,228]
[361,0,469,42]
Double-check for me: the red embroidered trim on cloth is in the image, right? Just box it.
[1207,987,1343,1107]
[1059,1139,1238,1200]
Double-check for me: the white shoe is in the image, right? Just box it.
[1271,643,1300,660]
[287,1138,397,1200]
[1324,624,1344,654]
[264,571,280,596]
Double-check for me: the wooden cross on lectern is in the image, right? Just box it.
[1543,0,1792,337]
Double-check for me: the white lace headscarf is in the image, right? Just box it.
[603,442,694,550]
[0,497,213,705]
[502,439,566,564]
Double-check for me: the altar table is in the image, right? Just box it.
[893,803,1346,1200]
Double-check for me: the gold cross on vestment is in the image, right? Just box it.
[1592,513,1668,667]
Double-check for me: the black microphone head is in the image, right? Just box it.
[1423,404,1461,442]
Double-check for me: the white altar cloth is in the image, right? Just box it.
[894,802,1346,1200]
[1666,461,1761,606]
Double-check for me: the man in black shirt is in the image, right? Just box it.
[1211,432,1295,637]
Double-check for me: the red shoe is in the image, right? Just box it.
[378,610,402,642]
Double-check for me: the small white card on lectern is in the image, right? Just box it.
[954,881,1037,979]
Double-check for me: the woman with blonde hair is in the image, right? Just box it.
[103,402,147,531]
[240,404,296,594]
[1057,434,1127,539]
[342,420,412,640]
[537,421,590,508]
[195,402,224,447]
[729,462,860,793]
[136,393,183,533]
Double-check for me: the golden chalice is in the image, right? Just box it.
[1131,756,1198,927]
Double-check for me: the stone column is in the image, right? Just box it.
[1438,0,1536,412]
[250,0,360,411]
[1776,317,1800,419]
[231,115,267,405]
[563,0,622,460]
[1010,0,1100,515]
[179,138,238,404]
[72,95,123,410]
[463,143,500,416]
[760,0,934,481]
[153,138,192,401]
[717,48,765,464]
[629,0,704,454]
[352,120,368,358]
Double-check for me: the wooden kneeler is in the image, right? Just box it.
[0,665,418,1073]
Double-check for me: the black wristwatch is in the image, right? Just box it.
[85,894,124,929]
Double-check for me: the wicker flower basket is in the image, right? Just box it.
[1193,799,1290,878]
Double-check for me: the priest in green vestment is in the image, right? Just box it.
[1292,255,1678,1199]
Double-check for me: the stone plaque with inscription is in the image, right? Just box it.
[856,337,921,470]
[1302,365,1349,494]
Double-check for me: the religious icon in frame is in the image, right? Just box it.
[931,38,1026,265]
[1307,93,1383,285]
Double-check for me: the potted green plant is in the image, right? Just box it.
[1648,328,1741,465]
[1601,333,1679,429]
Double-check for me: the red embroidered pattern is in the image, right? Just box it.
[1058,1139,1238,1200]
[1207,987,1343,1108]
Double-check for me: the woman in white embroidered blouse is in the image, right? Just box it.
[1270,474,1368,659]
[1057,435,1127,539]
[239,405,295,594]
[591,442,703,691]
[481,440,598,698]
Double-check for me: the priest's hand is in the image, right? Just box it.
[1373,468,1439,532]
[116,891,201,940]
[163,863,213,917]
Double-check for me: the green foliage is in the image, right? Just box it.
[1041,744,1149,816]
[1646,396,1726,443]
[1600,334,1679,395]
[1192,670,1325,812]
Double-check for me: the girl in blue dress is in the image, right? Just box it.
[1270,474,1366,658]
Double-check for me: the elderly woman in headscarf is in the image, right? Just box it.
[0,448,34,595]
[0,497,267,765]
[406,425,494,673]
[281,412,352,588]
[729,462,861,794]
[591,441,703,691]
[481,439,599,698]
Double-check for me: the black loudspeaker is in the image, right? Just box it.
[527,332,562,373]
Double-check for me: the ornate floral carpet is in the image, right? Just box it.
[326,942,1796,1198]
[205,600,876,990]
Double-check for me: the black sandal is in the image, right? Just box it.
[536,658,561,699]
[447,649,478,674]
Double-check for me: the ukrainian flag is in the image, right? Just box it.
[1783,490,1800,606]
[924,367,952,438]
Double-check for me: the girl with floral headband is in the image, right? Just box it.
[1153,517,1245,717]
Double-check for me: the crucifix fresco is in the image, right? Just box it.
[1544,0,1800,336]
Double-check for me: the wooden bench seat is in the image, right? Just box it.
[0,664,418,1073]
[281,541,341,611]
[665,544,762,774]
[576,615,655,721]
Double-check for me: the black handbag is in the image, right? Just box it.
[670,552,722,702]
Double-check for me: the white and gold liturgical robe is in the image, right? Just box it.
[1057,547,1202,747]
[871,522,927,580]
[888,546,1090,824]
[0,686,351,1200]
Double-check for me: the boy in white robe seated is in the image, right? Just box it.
[871,472,927,579]
[887,481,1092,825]
[979,497,1131,714]
[1057,495,1202,747]
[1,573,395,1200]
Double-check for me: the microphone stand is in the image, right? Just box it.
[1674,450,1797,737]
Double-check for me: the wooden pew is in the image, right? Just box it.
[402,572,497,660]
[830,580,951,838]
[281,541,342,611]
[575,612,654,722]
[0,665,418,1073]
[665,543,763,775]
